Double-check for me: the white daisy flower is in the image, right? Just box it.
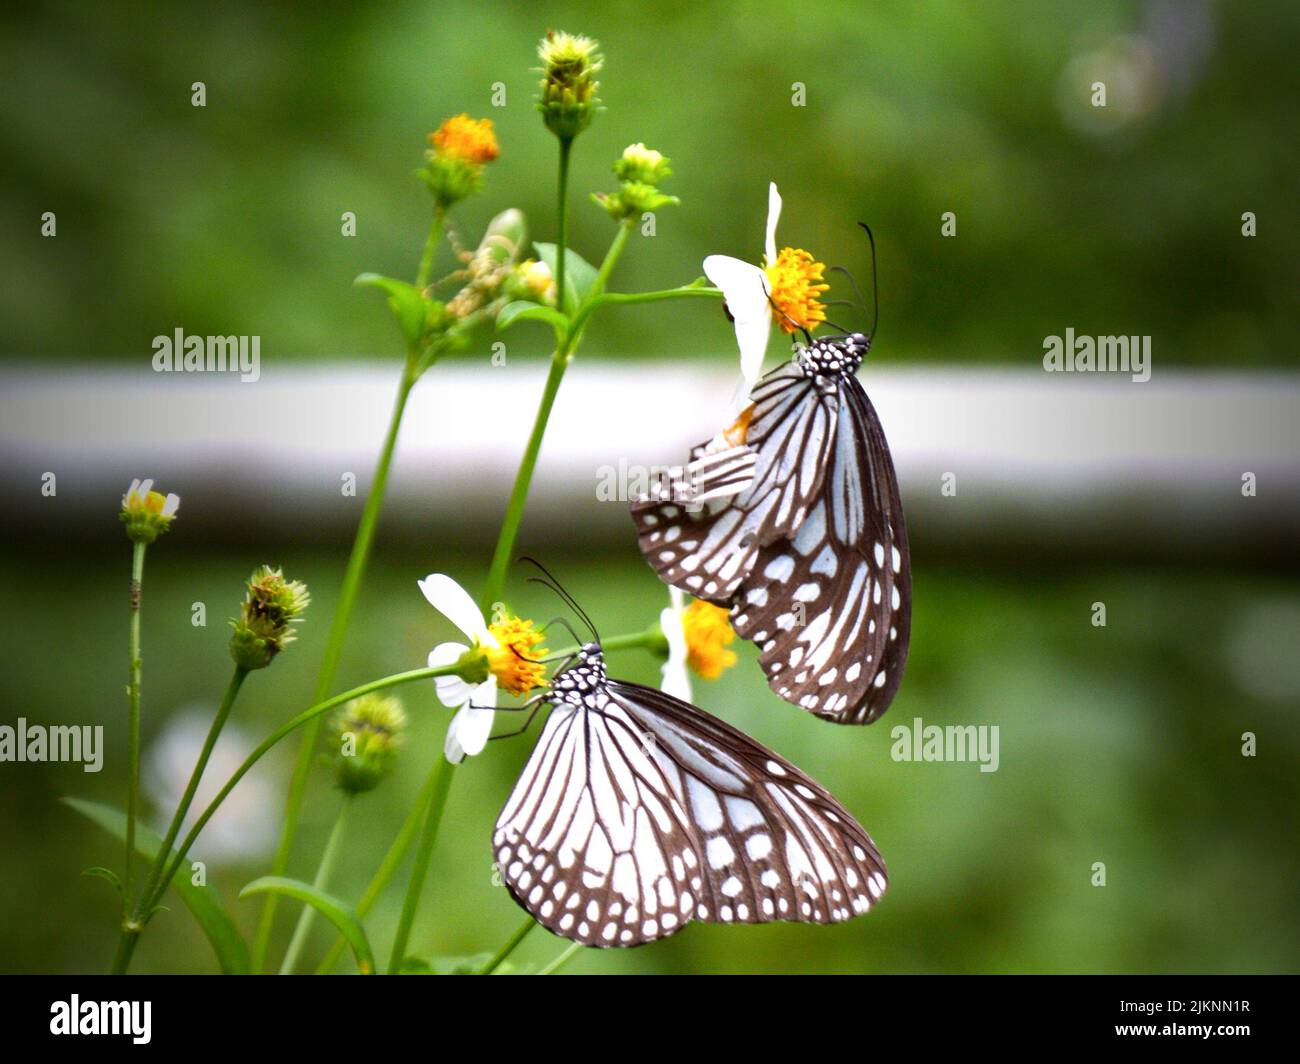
[419,574,500,764]
[702,182,829,403]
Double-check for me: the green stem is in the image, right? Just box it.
[280,796,351,974]
[554,137,573,311]
[416,205,447,290]
[478,916,536,975]
[386,753,455,974]
[142,664,458,923]
[256,365,417,972]
[113,666,250,973]
[537,941,584,976]
[314,758,441,974]
[568,282,721,338]
[312,627,658,975]
[124,540,146,913]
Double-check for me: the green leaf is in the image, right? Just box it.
[497,299,569,337]
[63,797,250,974]
[534,243,598,315]
[240,876,375,975]
[355,272,428,349]
[81,866,124,896]
[402,953,529,975]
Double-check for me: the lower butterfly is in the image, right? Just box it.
[492,571,887,947]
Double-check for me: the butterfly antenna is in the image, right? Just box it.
[519,557,600,642]
[859,222,879,338]
[764,286,813,345]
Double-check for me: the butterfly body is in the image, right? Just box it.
[632,334,911,725]
[493,642,887,947]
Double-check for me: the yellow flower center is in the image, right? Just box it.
[682,600,737,680]
[764,247,829,333]
[430,114,499,165]
[485,614,547,696]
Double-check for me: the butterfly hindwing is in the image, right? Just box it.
[731,378,911,723]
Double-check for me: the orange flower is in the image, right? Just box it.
[430,114,499,164]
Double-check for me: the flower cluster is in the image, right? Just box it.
[329,693,407,795]
[536,30,602,140]
[593,143,680,221]
[120,478,180,544]
[228,565,311,670]
[420,114,500,208]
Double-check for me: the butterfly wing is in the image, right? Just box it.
[493,680,887,947]
[631,359,838,603]
[731,377,912,723]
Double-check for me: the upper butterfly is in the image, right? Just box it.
[630,326,911,725]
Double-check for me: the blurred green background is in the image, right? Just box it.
[2,0,1298,974]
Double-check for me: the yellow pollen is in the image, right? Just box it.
[682,600,737,680]
[486,614,547,696]
[142,490,167,514]
[430,114,499,164]
[764,247,829,333]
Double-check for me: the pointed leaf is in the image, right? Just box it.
[240,876,375,975]
[81,866,124,896]
[355,272,428,348]
[63,797,250,974]
[497,300,568,337]
[534,243,598,315]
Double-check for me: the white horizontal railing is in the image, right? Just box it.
[2,361,1297,554]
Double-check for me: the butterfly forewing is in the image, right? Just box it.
[631,360,837,604]
[493,653,887,947]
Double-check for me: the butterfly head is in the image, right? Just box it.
[802,333,869,378]
[548,642,607,706]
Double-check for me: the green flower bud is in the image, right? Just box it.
[120,478,179,544]
[592,183,681,222]
[536,30,602,141]
[614,143,672,186]
[228,565,310,670]
[329,694,406,795]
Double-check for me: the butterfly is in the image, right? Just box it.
[492,569,887,948]
[631,301,911,725]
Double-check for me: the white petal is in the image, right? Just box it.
[659,604,687,665]
[428,641,472,707]
[418,574,489,643]
[161,493,180,517]
[703,255,771,391]
[660,659,693,702]
[444,678,497,762]
[764,182,782,265]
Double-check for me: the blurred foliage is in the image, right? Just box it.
[3,0,1297,367]
[3,547,1297,974]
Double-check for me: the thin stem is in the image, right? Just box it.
[416,205,448,290]
[256,366,417,973]
[123,540,146,912]
[478,916,536,975]
[141,664,458,924]
[314,758,441,974]
[139,667,249,911]
[554,137,573,311]
[386,753,455,974]
[280,796,351,974]
[568,282,721,338]
[537,941,584,976]
[482,342,573,608]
